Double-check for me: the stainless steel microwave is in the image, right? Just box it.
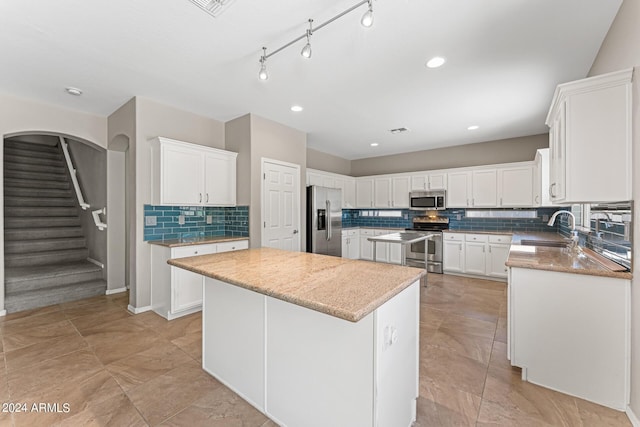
[409,190,446,210]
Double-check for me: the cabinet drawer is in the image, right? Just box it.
[217,240,249,253]
[489,235,511,244]
[465,234,488,243]
[360,229,375,236]
[443,233,464,242]
[172,243,217,258]
[342,229,358,237]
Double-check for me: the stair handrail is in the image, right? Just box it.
[59,136,90,210]
[59,136,107,231]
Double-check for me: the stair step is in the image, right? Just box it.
[4,226,84,241]
[3,154,65,168]
[5,161,66,174]
[4,186,73,198]
[4,177,70,190]
[4,169,68,182]
[3,147,62,160]
[5,261,102,293]
[4,280,107,313]
[4,248,89,267]
[4,140,59,152]
[5,237,87,254]
[4,196,76,207]
[4,206,79,217]
[5,216,81,229]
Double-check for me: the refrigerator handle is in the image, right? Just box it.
[326,199,331,241]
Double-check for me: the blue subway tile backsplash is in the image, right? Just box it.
[343,207,561,233]
[143,205,249,241]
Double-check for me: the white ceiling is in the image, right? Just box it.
[0,0,622,160]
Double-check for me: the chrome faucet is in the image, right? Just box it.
[547,210,580,253]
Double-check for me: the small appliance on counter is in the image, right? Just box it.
[306,185,342,257]
[405,215,449,273]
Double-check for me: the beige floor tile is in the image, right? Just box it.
[58,295,112,310]
[70,308,133,334]
[52,392,147,427]
[439,312,496,340]
[494,316,508,343]
[480,366,582,426]
[5,333,88,372]
[127,359,221,425]
[159,383,269,427]
[0,311,68,336]
[575,398,632,426]
[419,305,447,329]
[420,345,488,396]
[413,395,476,427]
[0,334,4,354]
[8,349,104,400]
[488,341,511,371]
[143,312,202,342]
[63,299,124,320]
[0,304,61,324]
[12,369,124,427]
[171,332,202,362]
[419,376,481,422]
[107,340,193,391]
[427,329,493,364]
[421,286,462,310]
[2,319,77,352]
[451,293,501,323]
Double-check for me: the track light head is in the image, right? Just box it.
[301,20,313,59]
[258,47,268,80]
[361,0,374,27]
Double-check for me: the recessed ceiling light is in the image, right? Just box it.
[290,105,303,112]
[370,143,379,147]
[426,57,446,68]
[65,87,83,96]
[467,125,479,130]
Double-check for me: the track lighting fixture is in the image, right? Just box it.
[361,0,374,27]
[301,20,313,59]
[258,0,376,80]
[258,47,268,80]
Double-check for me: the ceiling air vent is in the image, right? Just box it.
[389,127,410,135]
[187,0,237,17]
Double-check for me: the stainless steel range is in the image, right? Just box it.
[405,216,449,273]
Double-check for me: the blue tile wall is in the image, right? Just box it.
[343,207,561,233]
[143,205,249,241]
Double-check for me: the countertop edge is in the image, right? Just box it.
[148,236,249,248]
[505,259,632,280]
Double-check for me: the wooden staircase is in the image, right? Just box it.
[3,139,106,313]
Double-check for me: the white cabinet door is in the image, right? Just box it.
[487,244,509,278]
[172,268,204,312]
[549,101,566,202]
[374,230,389,263]
[472,169,497,207]
[343,178,356,208]
[342,236,349,259]
[347,231,360,260]
[443,240,464,273]
[410,175,427,191]
[161,144,203,205]
[447,171,472,208]
[428,173,447,190]
[464,241,487,275]
[359,235,374,260]
[388,240,402,265]
[498,166,533,207]
[356,178,375,208]
[374,178,392,208]
[391,176,410,208]
[204,151,236,206]
[307,171,324,187]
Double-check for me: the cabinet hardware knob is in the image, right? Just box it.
[194,251,198,254]
[199,193,202,203]
[206,193,209,203]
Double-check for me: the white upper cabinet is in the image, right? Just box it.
[447,171,472,208]
[533,148,554,207]
[306,169,356,208]
[472,169,497,207]
[374,177,392,208]
[498,166,533,207]
[367,176,410,208]
[410,172,447,191]
[151,137,237,206]
[546,69,633,203]
[356,178,375,208]
[307,171,324,187]
[391,176,410,208]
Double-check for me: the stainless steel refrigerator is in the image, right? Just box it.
[306,186,342,257]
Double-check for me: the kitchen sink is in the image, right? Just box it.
[519,239,569,248]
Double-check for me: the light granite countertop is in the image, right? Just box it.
[167,247,425,322]
[506,232,632,280]
[147,236,248,248]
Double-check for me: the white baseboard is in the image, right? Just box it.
[0,309,6,317]
[106,287,128,295]
[127,304,152,314]
[628,406,640,427]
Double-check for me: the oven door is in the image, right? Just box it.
[406,232,442,266]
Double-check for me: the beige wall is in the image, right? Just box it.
[0,93,108,313]
[589,0,640,419]
[350,134,548,177]
[307,148,351,175]
[225,114,252,206]
[130,97,226,310]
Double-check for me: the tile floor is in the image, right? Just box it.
[0,274,632,426]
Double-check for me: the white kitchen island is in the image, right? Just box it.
[168,247,425,427]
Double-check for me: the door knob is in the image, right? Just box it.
[293,229,299,234]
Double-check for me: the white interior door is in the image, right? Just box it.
[262,159,300,251]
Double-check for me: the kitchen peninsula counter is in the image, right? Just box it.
[167,247,424,322]
[168,247,423,427]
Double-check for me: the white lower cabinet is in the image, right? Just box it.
[151,239,249,319]
[342,229,360,260]
[443,232,511,280]
[357,228,403,264]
